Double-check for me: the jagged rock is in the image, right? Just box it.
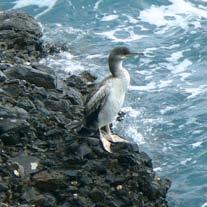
[33,194,57,207]
[5,65,56,89]
[65,75,89,95]
[0,11,41,37]
[0,11,43,63]
[31,63,56,76]
[0,183,8,193]
[2,79,24,98]
[21,187,39,203]
[0,71,6,82]
[0,63,11,71]
[0,118,30,145]
[63,86,84,106]
[0,105,28,118]
[43,42,70,55]
[16,97,36,111]
[80,71,97,83]
[32,170,67,190]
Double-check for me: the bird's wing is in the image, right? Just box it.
[85,84,109,117]
[85,84,110,128]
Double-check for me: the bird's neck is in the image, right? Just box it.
[108,57,124,77]
[108,57,130,91]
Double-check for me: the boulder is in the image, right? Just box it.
[0,11,43,62]
[5,65,56,89]
[32,170,67,190]
[0,71,6,82]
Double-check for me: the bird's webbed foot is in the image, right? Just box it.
[99,129,112,153]
[109,134,129,143]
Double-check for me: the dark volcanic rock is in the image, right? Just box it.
[66,75,89,95]
[32,170,67,190]
[0,10,171,207]
[0,11,41,36]
[33,194,57,207]
[0,118,30,145]
[0,70,6,82]
[31,63,56,76]
[5,64,56,89]
[0,11,43,63]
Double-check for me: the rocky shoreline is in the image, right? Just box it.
[0,11,171,207]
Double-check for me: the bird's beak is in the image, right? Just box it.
[128,52,144,56]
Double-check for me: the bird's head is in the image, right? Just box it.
[109,46,143,60]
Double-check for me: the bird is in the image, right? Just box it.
[85,46,143,153]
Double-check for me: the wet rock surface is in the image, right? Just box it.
[0,11,171,207]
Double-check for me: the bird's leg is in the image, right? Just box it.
[105,125,129,143]
[99,128,112,153]
[106,124,112,135]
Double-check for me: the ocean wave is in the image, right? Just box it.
[13,0,58,18]
[94,0,103,10]
[126,127,145,145]
[191,141,203,149]
[39,52,85,74]
[139,0,207,32]
[201,203,207,207]
[122,106,141,118]
[184,85,207,99]
[129,82,156,91]
[101,14,119,21]
[95,28,145,42]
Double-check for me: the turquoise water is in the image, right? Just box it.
[1,0,207,206]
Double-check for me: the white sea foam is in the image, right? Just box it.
[94,0,103,10]
[139,0,207,31]
[167,51,183,62]
[140,5,168,27]
[158,80,172,88]
[126,127,145,144]
[192,130,204,135]
[184,85,207,99]
[101,15,119,21]
[154,167,162,172]
[191,141,203,149]
[144,47,158,57]
[161,44,180,50]
[125,15,139,24]
[122,107,141,118]
[40,52,85,73]
[13,0,59,18]
[180,73,191,81]
[180,158,192,165]
[201,203,207,207]
[162,146,172,152]
[135,69,152,76]
[96,28,145,42]
[138,25,149,31]
[86,54,102,59]
[160,106,176,115]
[172,59,192,74]
[129,82,156,91]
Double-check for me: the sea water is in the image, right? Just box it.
[1,0,207,206]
